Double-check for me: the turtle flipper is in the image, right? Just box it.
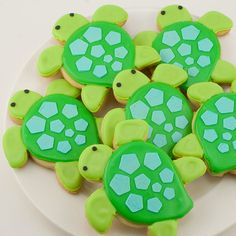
[133,31,158,46]
[174,157,207,184]
[135,46,161,70]
[198,11,233,36]
[55,161,82,193]
[81,85,109,113]
[37,45,63,77]
[92,5,128,26]
[211,60,236,84]
[147,220,177,236]
[3,126,28,168]
[85,188,116,233]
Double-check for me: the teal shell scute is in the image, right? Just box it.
[125,83,193,155]
[21,94,99,163]
[195,93,236,174]
[63,22,135,88]
[152,21,221,90]
[103,141,193,225]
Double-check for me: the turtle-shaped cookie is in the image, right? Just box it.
[78,127,206,235]
[173,81,236,175]
[112,64,193,155]
[134,4,236,90]
[37,5,160,113]
[3,80,100,193]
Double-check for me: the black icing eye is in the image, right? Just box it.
[116,82,122,87]
[24,89,30,94]
[92,146,97,151]
[69,13,74,17]
[161,10,166,15]
[178,5,183,10]
[10,102,16,107]
[83,166,88,171]
[131,69,136,74]
[55,25,61,30]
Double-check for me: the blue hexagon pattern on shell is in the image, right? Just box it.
[203,129,218,143]
[144,89,164,107]
[110,174,130,196]
[135,174,151,190]
[162,31,180,47]
[105,31,121,45]
[119,154,140,174]
[167,96,183,112]
[69,39,88,55]
[130,101,150,119]
[50,119,65,133]
[160,48,175,63]
[153,134,167,148]
[39,102,58,118]
[215,97,234,114]
[223,117,236,130]
[93,65,107,78]
[175,115,189,129]
[74,119,88,131]
[75,134,86,145]
[181,25,200,40]
[65,129,75,137]
[91,45,105,58]
[37,134,54,150]
[57,141,72,154]
[152,183,162,193]
[26,116,46,134]
[83,27,102,43]
[144,152,162,170]
[159,168,174,183]
[62,104,78,119]
[198,38,213,52]
[115,46,128,59]
[197,56,211,68]
[223,132,232,141]
[76,56,92,72]
[171,131,183,143]
[147,197,162,213]
[218,143,229,153]
[163,187,175,200]
[201,110,218,125]
[152,110,166,125]
[125,194,144,212]
[177,43,191,56]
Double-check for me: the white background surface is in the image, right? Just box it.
[1,0,236,235]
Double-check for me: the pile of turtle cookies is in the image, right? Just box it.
[3,4,236,236]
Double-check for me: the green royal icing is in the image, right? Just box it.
[152,21,221,90]
[63,22,135,88]
[125,83,193,155]
[195,93,236,174]
[21,94,99,163]
[103,141,193,225]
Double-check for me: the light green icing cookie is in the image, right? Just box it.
[52,13,89,43]
[101,108,125,146]
[37,45,63,77]
[3,126,27,168]
[231,80,236,93]
[133,31,158,46]
[148,220,177,236]
[46,79,81,97]
[92,5,128,26]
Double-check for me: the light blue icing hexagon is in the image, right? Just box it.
[233,140,236,150]
[39,102,58,118]
[104,55,113,63]
[119,154,140,174]
[110,174,130,196]
[223,132,232,141]
[76,56,92,72]
[105,31,121,45]
[62,104,78,119]
[164,123,173,132]
[74,119,88,131]
[171,131,183,143]
[115,46,128,59]
[75,134,86,145]
[148,126,153,139]
[201,110,218,125]
[37,134,54,150]
[26,116,46,134]
[188,67,199,77]
[145,88,164,107]
[111,61,122,72]
[159,168,174,183]
[126,194,143,212]
[198,38,213,52]
[69,39,88,56]
[218,143,229,153]
[215,97,234,114]
[152,110,166,125]
[177,43,191,56]
[197,56,211,68]
[65,129,74,137]
[57,141,72,154]
[175,115,189,129]
[181,25,200,40]
[167,96,183,112]
[130,101,150,119]
[153,134,167,148]
[91,45,105,58]
[83,27,102,43]
[203,129,218,142]
[147,197,162,213]
[93,65,107,78]
[152,183,162,193]
[144,152,161,170]
[174,62,183,68]
[134,174,151,190]
[223,116,236,130]
[163,187,175,200]
[162,31,180,46]
[160,48,175,63]
[185,57,194,65]
[50,119,65,133]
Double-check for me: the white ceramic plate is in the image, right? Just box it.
[5,8,236,236]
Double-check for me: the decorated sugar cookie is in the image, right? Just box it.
[112,64,193,155]
[174,81,236,175]
[78,126,206,234]
[134,5,236,90]
[3,80,99,193]
[37,5,160,113]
